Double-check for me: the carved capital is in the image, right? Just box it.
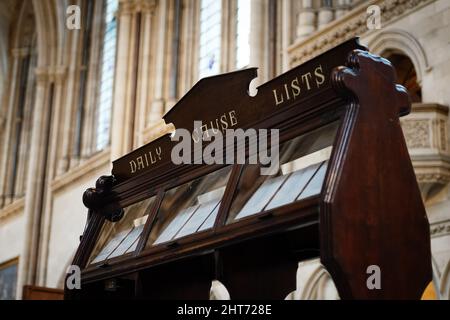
[11,47,30,58]
[119,0,156,15]
[34,67,51,84]
[289,0,430,67]
[51,65,68,83]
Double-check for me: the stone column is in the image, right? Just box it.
[134,0,156,147]
[57,29,81,175]
[17,66,53,298]
[36,66,67,285]
[317,1,334,30]
[177,0,197,98]
[110,0,146,160]
[0,48,27,207]
[13,51,38,199]
[335,0,350,19]
[148,0,168,126]
[280,0,292,73]
[249,0,268,85]
[296,0,316,40]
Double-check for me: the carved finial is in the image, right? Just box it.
[82,175,123,222]
[331,49,411,116]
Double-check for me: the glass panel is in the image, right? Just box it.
[236,0,251,69]
[147,166,232,247]
[95,0,118,151]
[0,262,17,300]
[227,121,340,223]
[198,0,222,79]
[89,196,156,264]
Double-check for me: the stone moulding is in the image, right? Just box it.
[0,197,24,221]
[288,0,433,67]
[401,103,450,199]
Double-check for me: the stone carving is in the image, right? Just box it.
[402,119,430,148]
[440,119,447,152]
[430,220,450,238]
[289,0,431,66]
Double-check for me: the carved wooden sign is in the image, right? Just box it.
[73,37,432,300]
[112,38,365,184]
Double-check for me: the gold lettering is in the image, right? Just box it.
[210,119,219,134]
[156,147,162,160]
[201,124,209,138]
[301,72,312,90]
[136,156,145,170]
[291,77,301,99]
[130,160,137,174]
[149,151,156,164]
[273,89,284,106]
[284,83,290,100]
[314,65,325,88]
[192,128,200,143]
[229,110,238,126]
[220,114,228,131]
[144,153,149,166]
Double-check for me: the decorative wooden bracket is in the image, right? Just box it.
[82,175,123,222]
[322,49,432,299]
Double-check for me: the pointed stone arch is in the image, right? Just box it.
[367,29,430,85]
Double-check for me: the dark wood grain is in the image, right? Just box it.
[321,50,432,299]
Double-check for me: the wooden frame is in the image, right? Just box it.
[66,38,431,300]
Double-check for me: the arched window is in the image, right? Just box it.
[198,0,222,78]
[95,0,118,151]
[235,0,251,69]
[0,2,37,207]
[383,52,422,103]
[197,0,252,79]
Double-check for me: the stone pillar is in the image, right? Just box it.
[317,1,334,30]
[0,48,27,207]
[13,51,38,199]
[135,1,156,147]
[249,0,268,85]
[57,29,81,175]
[17,66,53,298]
[280,0,292,73]
[148,0,168,126]
[177,0,197,98]
[296,0,316,40]
[36,66,67,285]
[335,0,349,19]
[110,0,151,160]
